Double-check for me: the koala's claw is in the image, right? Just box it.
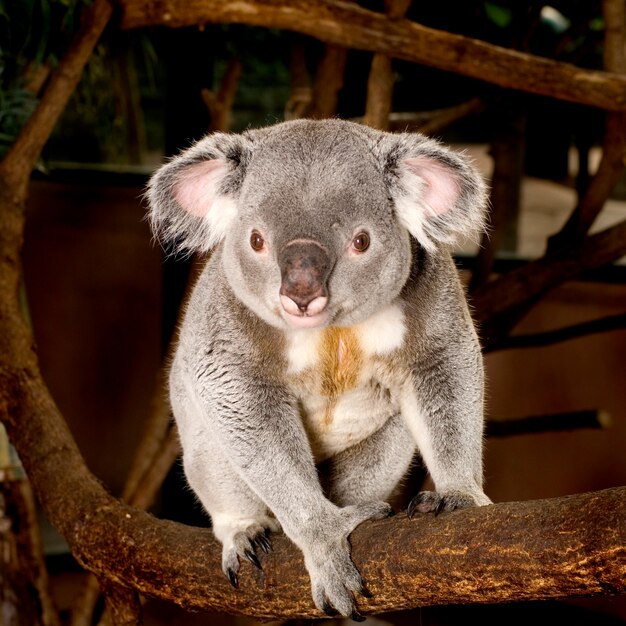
[252,531,272,554]
[219,518,281,588]
[407,490,482,518]
[226,568,239,589]
[322,600,339,617]
[434,497,446,517]
[244,548,262,569]
[351,611,367,622]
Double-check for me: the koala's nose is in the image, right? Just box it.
[279,240,331,316]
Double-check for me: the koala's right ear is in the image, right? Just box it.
[147,132,253,254]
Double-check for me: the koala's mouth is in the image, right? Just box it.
[280,295,330,329]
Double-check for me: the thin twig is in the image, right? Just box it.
[486,409,611,437]
[202,57,243,132]
[485,312,626,352]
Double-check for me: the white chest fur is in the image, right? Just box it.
[285,304,406,461]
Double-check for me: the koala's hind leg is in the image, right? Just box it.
[182,439,280,588]
[324,414,416,507]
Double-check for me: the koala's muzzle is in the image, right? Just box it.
[279,240,331,321]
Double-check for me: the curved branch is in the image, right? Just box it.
[118,0,626,112]
[0,313,624,618]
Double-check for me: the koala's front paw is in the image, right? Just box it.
[304,501,393,619]
[213,516,281,588]
[407,490,491,518]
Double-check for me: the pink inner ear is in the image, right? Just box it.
[173,159,227,217]
[404,157,460,216]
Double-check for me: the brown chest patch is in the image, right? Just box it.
[319,327,363,425]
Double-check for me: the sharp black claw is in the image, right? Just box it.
[257,534,272,554]
[359,585,373,599]
[244,549,262,569]
[407,495,419,519]
[434,497,446,517]
[351,610,366,622]
[226,568,239,589]
[321,601,339,617]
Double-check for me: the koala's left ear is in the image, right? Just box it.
[381,134,489,252]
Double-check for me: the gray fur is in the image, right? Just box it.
[148,119,491,617]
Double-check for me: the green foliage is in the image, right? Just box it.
[484,2,513,29]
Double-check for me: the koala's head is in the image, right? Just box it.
[148,119,487,331]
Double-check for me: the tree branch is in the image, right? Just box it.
[548,0,626,251]
[202,57,243,133]
[119,0,626,112]
[486,313,626,352]
[363,0,411,130]
[0,0,113,199]
[472,218,626,348]
[308,44,348,119]
[486,409,611,437]
[99,579,142,626]
[398,98,486,135]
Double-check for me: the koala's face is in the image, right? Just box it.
[221,124,413,330]
[148,119,487,331]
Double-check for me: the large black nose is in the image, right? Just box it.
[279,240,331,313]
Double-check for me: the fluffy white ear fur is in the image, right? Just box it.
[172,159,238,250]
[391,149,487,253]
[394,157,462,253]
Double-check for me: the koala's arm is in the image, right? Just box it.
[184,307,390,616]
[400,265,491,513]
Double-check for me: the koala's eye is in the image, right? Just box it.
[351,232,370,253]
[250,231,265,252]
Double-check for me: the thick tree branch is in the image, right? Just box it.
[119,0,626,112]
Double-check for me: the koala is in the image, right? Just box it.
[148,119,491,619]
